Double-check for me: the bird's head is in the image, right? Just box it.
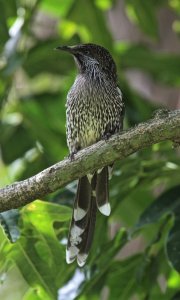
[56,43,117,82]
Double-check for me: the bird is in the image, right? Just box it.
[56,43,124,266]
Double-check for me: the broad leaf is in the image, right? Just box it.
[135,186,180,273]
[135,186,180,229]
[7,201,73,299]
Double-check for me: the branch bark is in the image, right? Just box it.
[0,109,180,212]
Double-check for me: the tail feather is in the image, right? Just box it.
[96,167,111,216]
[77,195,97,266]
[66,176,91,264]
[74,176,91,221]
[66,168,111,266]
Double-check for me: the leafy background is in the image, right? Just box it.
[0,0,180,299]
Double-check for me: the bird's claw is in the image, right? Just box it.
[68,151,77,161]
[102,132,111,141]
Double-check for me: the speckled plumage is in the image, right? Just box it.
[66,73,123,152]
[56,43,124,266]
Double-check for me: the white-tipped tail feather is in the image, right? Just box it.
[97,168,103,174]
[108,165,113,180]
[66,168,111,266]
[98,203,111,216]
[77,253,88,267]
[70,224,84,245]
[66,224,85,264]
[87,173,93,183]
[74,208,86,221]
[66,246,79,264]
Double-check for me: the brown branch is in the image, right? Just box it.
[0,109,180,212]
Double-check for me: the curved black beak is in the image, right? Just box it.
[55,45,76,54]
[55,45,69,51]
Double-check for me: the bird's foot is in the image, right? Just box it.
[102,132,111,141]
[68,151,77,161]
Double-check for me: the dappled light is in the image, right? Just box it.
[0,0,180,299]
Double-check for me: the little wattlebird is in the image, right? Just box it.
[56,43,125,266]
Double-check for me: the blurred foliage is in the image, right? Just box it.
[0,0,180,299]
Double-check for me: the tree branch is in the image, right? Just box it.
[0,109,180,212]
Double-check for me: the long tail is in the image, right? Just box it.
[66,166,111,267]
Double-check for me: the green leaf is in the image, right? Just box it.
[0,264,29,300]
[0,1,12,48]
[0,210,20,242]
[76,229,128,298]
[135,186,180,273]
[23,40,73,77]
[67,0,113,47]
[7,201,72,299]
[18,92,67,161]
[169,0,180,14]
[40,0,74,17]
[126,0,159,38]
[166,206,180,273]
[107,254,161,299]
[117,44,180,86]
[135,186,180,229]
[23,285,56,300]
[107,255,142,299]
[95,0,113,10]
[171,292,180,300]
[0,224,12,270]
